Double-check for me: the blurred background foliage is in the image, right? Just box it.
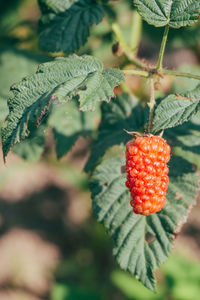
[0,0,199,299]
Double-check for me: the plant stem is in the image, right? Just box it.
[123,69,149,77]
[112,23,146,69]
[148,78,156,133]
[162,69,200,80]
[130,11,142,55]
[112,23,129,53]
[123,66,200,81]
[156,25,169,70]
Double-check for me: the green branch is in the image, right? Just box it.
[115,22,200,82]
[162,69,200,80]
[156,25,169,70]
[148,78,156,133]
[112,23,129,53]
[112,23,146,69]
[123,68,200,81]
[130,11,142,55]
[123,69,149,77]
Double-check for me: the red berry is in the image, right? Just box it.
[125,135,170,215]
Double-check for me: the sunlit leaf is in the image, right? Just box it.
[134,0,200,28]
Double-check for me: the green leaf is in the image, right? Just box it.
[48,98,99,158]
[2,55,123,159]
[0,47,47,126]
[38,0,104,53]
[134,0,200,28]
[12,123,47,162]
[87,91,199,290]
[85,94,146,172]
[90,150,198,290]
[39,0,77,13]
[165,112,200,169]
[152,84,200,133]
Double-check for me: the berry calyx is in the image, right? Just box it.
[125,134,171,216]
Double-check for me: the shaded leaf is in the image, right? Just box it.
[85,94,146,171]
[134,0,200,28]
[39,0,104,53]
[48,98,99,158]
[2,55,123,159]
[152,84,200,133]
[90,150,198,290]
[87,91,199,290]
[12,123,47,162]
[165,112,200,169]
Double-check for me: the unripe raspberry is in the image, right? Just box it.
[125,135,170,216]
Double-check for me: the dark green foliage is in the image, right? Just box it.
[85,94,146,171]
[38,0,105,53]
[87,91,199,289]
[48,98,99,158]
[1,55,123,159]
[90,150,197,290]
[1,0,200,293]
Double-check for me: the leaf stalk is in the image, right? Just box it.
[123,69,149,77]
[156,25,169,70]
[112,23,146,69]
[130,11,142,55]
[148,78,156,133]
[162,69,200,80]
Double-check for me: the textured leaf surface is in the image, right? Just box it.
[39,0,104,53]
[152,84,200,133]
[85,94,146,171]
[0,47,47,126]
[90,151,198,290]
[2,55,123,158]
[134,0,200,28]
[39,0,76,13]
[49,98,99,158]
[165,111,200,169]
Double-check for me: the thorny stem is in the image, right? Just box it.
[156,25,169,70]
[148,78,156,133]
